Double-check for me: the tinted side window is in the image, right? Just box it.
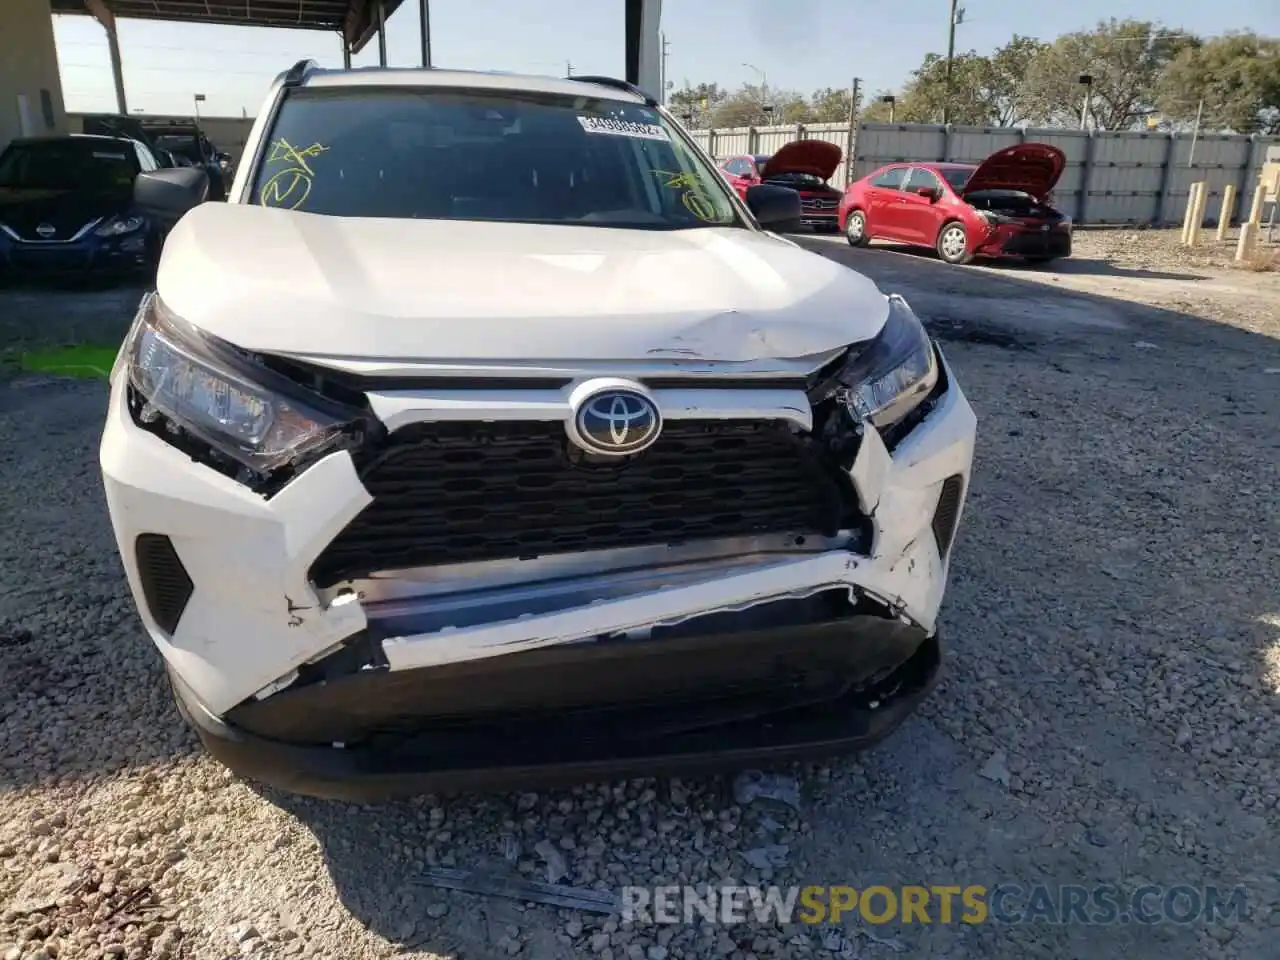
[724,158,746,175]
[871,167,906,189]
[904,167,941,192]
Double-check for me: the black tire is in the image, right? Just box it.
[936,221,973,265]
[845,209,870,247]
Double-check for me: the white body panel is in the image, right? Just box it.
[100,350,975,716]
[156,204,890,364]
[102,65,978,721]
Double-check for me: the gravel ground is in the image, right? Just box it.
[1,230,1278,960]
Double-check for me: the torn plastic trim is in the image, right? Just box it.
[378,550,913,671]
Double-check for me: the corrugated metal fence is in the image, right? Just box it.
[691,122,1280,226]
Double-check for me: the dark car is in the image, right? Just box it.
[839,144,1072,265]
[0,134,171,282]
[722,140,844,232]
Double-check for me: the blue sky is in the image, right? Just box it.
[53,0,1279,118]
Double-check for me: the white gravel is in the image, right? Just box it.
[1,230,1277,960]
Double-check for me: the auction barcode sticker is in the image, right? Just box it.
[577,116,671,141]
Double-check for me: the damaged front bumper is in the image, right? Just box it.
[100,346,975,799]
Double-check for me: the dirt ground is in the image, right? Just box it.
[1,229,1277,960]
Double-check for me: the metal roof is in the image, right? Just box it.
[49,0,404,53]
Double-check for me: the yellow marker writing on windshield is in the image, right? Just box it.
[652,170,716,221]
[259,138,329,209]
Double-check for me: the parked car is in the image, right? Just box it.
[721,140,844,232]
[839,144,1072,265]
[82,115,229,201]
[0,133,204,282]
[101,64,977,802]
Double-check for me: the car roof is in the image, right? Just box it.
[295,66,649,104]
[9,133,136,147]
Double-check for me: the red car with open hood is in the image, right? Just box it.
[838,143,1072,264]
[721,140,844,232]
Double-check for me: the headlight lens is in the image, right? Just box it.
[838,294,938,428]
[126,294,367,475]
[95,215,145,237]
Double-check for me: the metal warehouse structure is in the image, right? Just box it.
[24,0,664,121]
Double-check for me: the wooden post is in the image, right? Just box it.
[1216,183,1236,241]
[1187,182,1208,246]
[1235,183,1268,261]
[1181,181,1202,245]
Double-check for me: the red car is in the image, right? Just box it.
[721,140,843,232]
[838,143,1072,264]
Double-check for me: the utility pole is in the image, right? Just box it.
[566,60,574,77]
[943,0,960,125]
[844,77,861,186]
[660,33,670,103]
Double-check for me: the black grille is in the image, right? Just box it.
[135,534,194,633]
[1001,229,1071,257]
[931,474,964,559]
[311,420,861,587]
[7,247,92,272]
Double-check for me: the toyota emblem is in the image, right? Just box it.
[571,389,662,456]
[36,223,56,238]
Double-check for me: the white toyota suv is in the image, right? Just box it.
[100,62,977,801]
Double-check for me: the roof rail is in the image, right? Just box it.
[568,75,657,107]
[283,59,318,87]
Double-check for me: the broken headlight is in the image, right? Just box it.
[125,294,368,476]
[838,294,938,428]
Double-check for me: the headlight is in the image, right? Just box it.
[125,294,369,477]
[95,215,145,237]
[837,294,938,428]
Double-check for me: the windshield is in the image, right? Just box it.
[941,168,975,191]
[249,88,741,229]
[0,139,138,191]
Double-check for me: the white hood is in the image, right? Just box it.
[157,204,890,364]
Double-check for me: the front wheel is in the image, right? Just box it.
[845,209,870,247]
[936,222,973,264]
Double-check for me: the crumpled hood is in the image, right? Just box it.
[156,203,891,364]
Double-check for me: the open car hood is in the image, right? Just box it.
[960,143,1065,201]
[761,140,843,182]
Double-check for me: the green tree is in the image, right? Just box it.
[859,91,901,123]
[983,35,1052,126]
[808,86,854,123]
[1019,19,1197,130]
[710,84,809,127]
[1157,33,1280,133]
[667,82,727,126]
[897,52,995,124]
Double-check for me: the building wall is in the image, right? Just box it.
[0,0,68,153]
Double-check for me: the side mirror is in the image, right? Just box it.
[912,186,940,202]
[134,167,209,228]
[745,183,803,232]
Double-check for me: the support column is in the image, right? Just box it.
[376,0,387,67]
[419,0,431,67]
[341,33,351,68]
[624,0,663,96]
[86,0,127,114]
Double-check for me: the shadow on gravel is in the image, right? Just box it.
[861,240,1210,282]
[0,236,1277,959]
